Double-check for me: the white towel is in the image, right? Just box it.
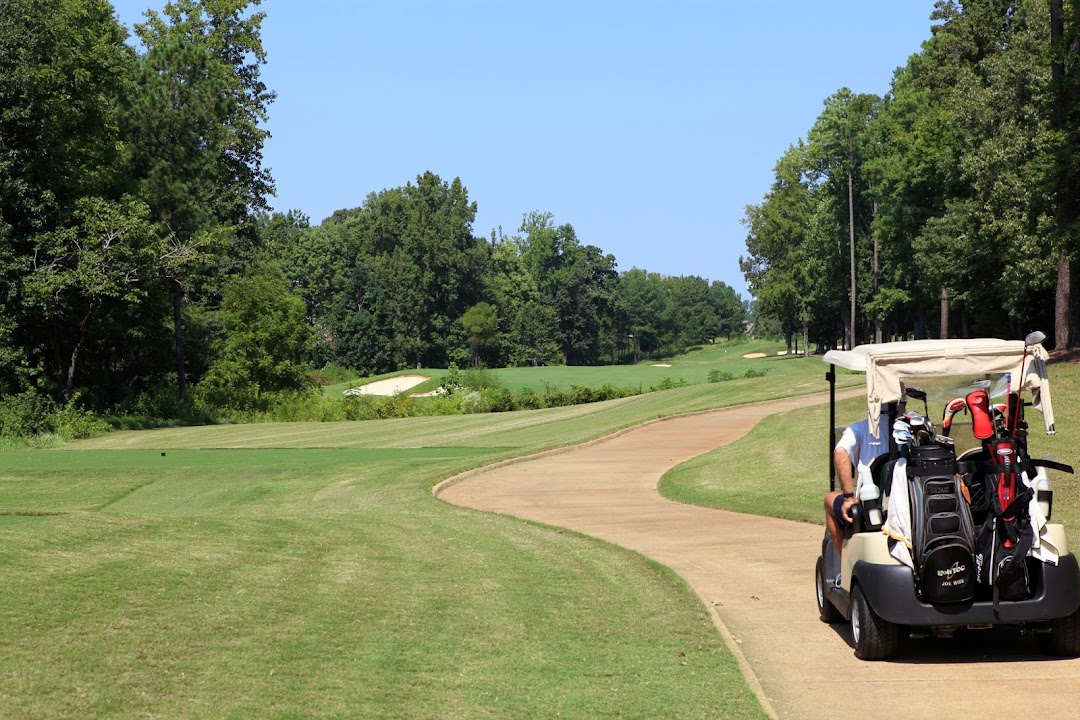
[882,458,914,569]
[1024,470,1060,565]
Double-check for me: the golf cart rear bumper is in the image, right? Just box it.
[853,554,1080,626]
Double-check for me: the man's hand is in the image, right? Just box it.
[840,495,858,522]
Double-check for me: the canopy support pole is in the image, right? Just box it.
[828,364,836,491]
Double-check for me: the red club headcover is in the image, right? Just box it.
[966,388,994,440]
[941,397,967,436]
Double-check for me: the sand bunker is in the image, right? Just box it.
[344,374,429,396]
[742,352,767,359]
[651,363,673,368]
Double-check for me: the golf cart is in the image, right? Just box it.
[815,335,1080,660]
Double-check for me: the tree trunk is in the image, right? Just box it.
[848,169,857,349]
[172,280,187,395]
[939,286,949,339]
[873,201,881,344]
[1051,0,1080,348]
[63,305,96,404]
[1056,248,1078,348]
[803,322,810,358]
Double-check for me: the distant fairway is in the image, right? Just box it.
[322,340,808,396]
[0,374,862,719]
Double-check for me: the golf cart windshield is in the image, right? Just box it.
[823,338,1056,438]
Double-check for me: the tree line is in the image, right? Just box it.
[741,0,1080,352]
[0,0,745,417]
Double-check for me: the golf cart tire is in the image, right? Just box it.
[850,584,899,661]
[816,557,843,623]
[1044,607,1080,657]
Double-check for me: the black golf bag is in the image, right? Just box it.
[974,437,1035,602]
[908,443,977,603]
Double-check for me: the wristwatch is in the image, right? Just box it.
[842,492,855,498]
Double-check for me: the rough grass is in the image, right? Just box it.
[0,374,860,720]
[659,361,1080,532]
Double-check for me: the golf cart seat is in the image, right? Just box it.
[845,453,891,536]
[868,453,893,504]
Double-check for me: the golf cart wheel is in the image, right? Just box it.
[850,584,898,660]
[815,557,843,623]
[1043,607,1080,657]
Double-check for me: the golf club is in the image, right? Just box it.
[1013,330,1047,436]
[906,385,930,420]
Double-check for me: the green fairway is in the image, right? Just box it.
[1,375,867,719]
[660,361,1080,532]
[322,340,811,396]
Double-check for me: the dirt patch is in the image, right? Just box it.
[742,352,767,359]
[344,374,429,396]
[1050,348,1080,364]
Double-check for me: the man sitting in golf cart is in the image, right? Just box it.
[824,415,889,560]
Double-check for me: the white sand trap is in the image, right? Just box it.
[344,374,429,396]
[776,350,788,356]
[742,352,767,359]
[651,363,673,368]
[410,388,444,397]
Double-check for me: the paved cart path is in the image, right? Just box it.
[437,392,1080,720]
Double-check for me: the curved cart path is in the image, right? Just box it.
[437,393,1080,720]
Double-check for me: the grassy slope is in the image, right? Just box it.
[659,361,1080,532]
[321,340,804,396]
[0,368,858,719]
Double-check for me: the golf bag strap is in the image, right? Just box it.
[1022,459,1075,475]
[956,460,980,475]
[992,487,1033,521]
[980,460,1073,476]
[987,459,1077,476]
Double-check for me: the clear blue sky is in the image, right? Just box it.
[109,1,938,298]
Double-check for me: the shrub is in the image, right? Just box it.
[483,387,516,413]
[442,363,464,395]
[461,365,502,391]
[108,380,216,429]
[310,364,356,386]
[0,391,57,437]
[541,383,571,408]
[650,377,689,391]
[515,388,542,410]
[53,402,110,440]
[460,391,486,414]
[707,369,735,383]
[743,368,769,379]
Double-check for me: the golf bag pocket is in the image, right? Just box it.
[919,537,976,603]
[975,515,1034,602]
[929,513,961,534]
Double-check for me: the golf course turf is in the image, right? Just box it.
[0,364,856,719]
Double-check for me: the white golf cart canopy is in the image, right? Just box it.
[823,338,1056,437]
